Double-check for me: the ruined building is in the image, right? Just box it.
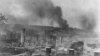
[0,6,98,56]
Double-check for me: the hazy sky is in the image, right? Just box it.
[0,0,99,29]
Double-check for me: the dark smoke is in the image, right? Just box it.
[36,5,69,28]
[7,0,69,28]
[38,6,69,28]
[26,0,69,28]
[53,7,69,28]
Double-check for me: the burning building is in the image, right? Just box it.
[0,24,97,56]
[0,6,98,56]
[0,1,98,56]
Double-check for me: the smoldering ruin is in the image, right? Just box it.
[0,0,99,56]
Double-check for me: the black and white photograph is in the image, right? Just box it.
[0,0,99,56]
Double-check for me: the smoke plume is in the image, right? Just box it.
[0,0,68,28]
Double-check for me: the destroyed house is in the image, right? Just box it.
[0,24,75,48]
[0,24,96,49]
